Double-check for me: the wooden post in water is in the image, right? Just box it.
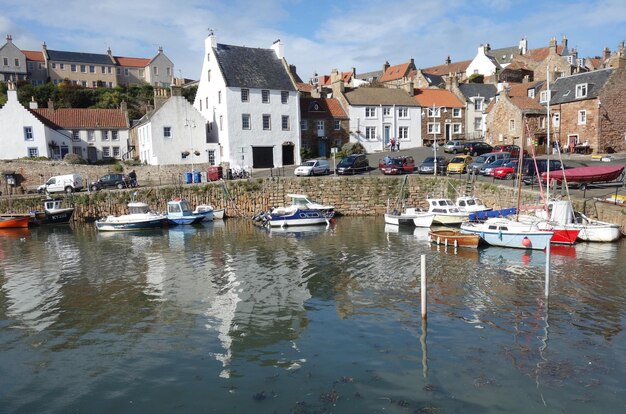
[421,254,427,319]
[545,243,551,297]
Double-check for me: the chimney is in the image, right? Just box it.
[158,46,163,54]
[42,41,47,52]
[519,37,527,55]
[561,35,568,51]
[404,80,414,96]
[330,68,345,96]
[207,30,217,49]
[29,96,38,109]
[6,34,12,43]
[549,36,557,54]
[47,99,54,110]
[153,88,169,109]
[352,67,356,77]
[383,61,390,73]
[107,47,112,57]
[120,100,128,113]
[445,55,451,65]
[603,46,611,61]
[271,39,284,59]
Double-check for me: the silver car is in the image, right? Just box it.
[294,159,330,176]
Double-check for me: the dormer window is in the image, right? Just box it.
[575,83,588,99]
[527,89,535,99]
[540,90,551,103]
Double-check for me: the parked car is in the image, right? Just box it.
[37,173,84,194]
[379,156,415,175]
[294,159,330,176]
[418,156,448,175]
[443,140,465,154]
[468,151,511,174]
[480,158,509,176]
[446,155,473,174]
[492,160,519,179]
[492,144,527,159]
[90,173,131,191]
[464,141,493,156]
[336,154,369,175]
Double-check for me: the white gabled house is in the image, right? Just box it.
[194,34,300,168]
[134,87,214,166]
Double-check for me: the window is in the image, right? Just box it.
[92,81,97,88]
[207,69,210,81]
[365,126,376,140]
[262,90,270,103]
[71,64,77,72]
[281,91,289,104]
[81,81,87,87]
[241,89,249,102]
[540,117,546,129]
[89,65,95,73]
[73,147,81,155]
[205,97,208,109]
[164,127,172,138]
[14,58,19,66]
[509,119,515,131]
[474,117,482,130]
[102,130,110,140]
[112,146,120,157]
[38,63,44,70]
[102,147,111,158]
[474,98,484,111]
[153,67,158,75]
[218,90,221,104]
[263,114,271,130]
[398,126,409,139]
[575,83,588,99]
[111,130,119,141]
[398,107,408,118]
[28,62,33,71]
[527,89,535,98]
[334,120,341,131]
[124,68,129,76]
[219,115,223,130]
[383,107,391,116]
[301,120,308,130]
[50,62,56,69]
[453,108,462,118]
[578,110,587,125]
[208,150,216,165]
[553,112,560,127]
[139,69,144,77]
[452,123,462,134]
[427,123,440,134]
[24,127,33,141]
[87,130,95,141]
[101,66,106,73]
[242,114,251,129]
[540,90,551,103]
[282,115,290,130]
[166,67,171,76]
[365,107,376,118]
[28,147,39,157]
[60,63,64,70]
[71,130,80,141]
[116,68,121,75]
[80,65,86,73]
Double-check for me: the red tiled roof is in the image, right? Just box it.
[422,59,471,76]
[296,82,314,93]
[300,97,347,119]
[318,72,352,86]
[413,88,464,108]
[325,98,348,118]
[509,96,544,111]
[114,56,150,68]
[31,108,129,129]
[526,45,564,61]
[23,50,44,61]
[379,62,411,82]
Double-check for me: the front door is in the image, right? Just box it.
[316,120,325,137]
[318,140,327,158]
[87,146,97,163]
[445,124,451,142]
[384,125,391,148]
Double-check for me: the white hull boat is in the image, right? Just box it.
[460,217,553,250]
[384,208,435,228]
[427,198,469,226]
[95,202,167,231]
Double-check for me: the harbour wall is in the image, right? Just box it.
[1,173,625,234]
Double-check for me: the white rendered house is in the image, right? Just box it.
[194,33,300,168]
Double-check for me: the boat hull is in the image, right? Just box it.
[432,214,468,226]
[384,211,434,228]
[429,229,480,248]
[461,220,553,250]
[95,218,166,231]
[267,213,332,227]
[0,216,30,228]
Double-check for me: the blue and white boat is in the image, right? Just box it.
[192,204,215,222]
[95,202,167,231]
[460,217,553,250]
[167,198,205,225]
[254,194,334,227]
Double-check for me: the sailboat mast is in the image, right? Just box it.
[546,67,551,201]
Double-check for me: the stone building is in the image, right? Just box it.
[299,97,349,158]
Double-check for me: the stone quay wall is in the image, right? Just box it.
[1,170,625,236]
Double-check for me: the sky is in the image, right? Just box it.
[1,0,625,82]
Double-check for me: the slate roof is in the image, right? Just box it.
[46,49,114,65]
[30,108,129,129]
[343,87,418,106]
[413,88,464,108]
[549,68,613,105]
[214,43,295,90]
[355,69,383,82]
[488,45,521,65]
[457,83,497,100]
[300,97,348,119]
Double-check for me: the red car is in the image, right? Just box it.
[492,160,518,179]
[379,156,415,175]
[492,144,528,159]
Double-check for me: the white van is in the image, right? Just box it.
[38,174,84,194]
[294,159,330,176]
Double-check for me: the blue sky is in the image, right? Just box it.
[1,0,625,81]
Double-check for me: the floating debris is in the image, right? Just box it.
[319,389,340,404]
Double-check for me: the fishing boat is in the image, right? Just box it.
[167,198,205,225]
[426,197,469,226]
[455,196,492,214]
[460,217,554,250]
[384,208,435,228]
[32,198,74,225]
[95,202,167,231]
[429,228,481,248]
[253,194,334,227]
[0,216,30,228]
[192,204,215,222]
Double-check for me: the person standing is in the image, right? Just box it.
[390,137,396,152]
[396,139,400,152]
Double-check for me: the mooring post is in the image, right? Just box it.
[421,254,427,319]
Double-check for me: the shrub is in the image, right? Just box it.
[341,142,366,156]
[63,153,88,164]
[300,147,312,161]
[112,163,124,172]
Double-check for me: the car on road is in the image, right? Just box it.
[480,158,509,176]
[90,173,131,191]
[492,160,519,179]
[464,141,493,156]
[418,156,448,175]
[443,140,465,154]
[294,159,330,176]
[446,155,473,174]
[379,156,415,175]
[492,144,527,159]
[336,154,369,175]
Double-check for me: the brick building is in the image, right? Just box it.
[299,97,349,158]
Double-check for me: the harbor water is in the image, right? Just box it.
[1,218,625,413]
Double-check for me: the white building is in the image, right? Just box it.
[194,34,300,168]
[135,88,215,166]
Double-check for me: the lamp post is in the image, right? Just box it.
[422,105,446,177]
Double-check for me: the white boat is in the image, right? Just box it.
[535,200,621,242]
[253,194,334,227]
[384,208,435,228]
[95,202,167,231]
[193,204,215,222]
[460,217,553,250]
[455,196,492,214]
[427,197,469,226]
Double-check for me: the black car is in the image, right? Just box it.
[464,141,493,156]
[418,156,448,175]
[90,173,131,191]
[336,154,369,175]
[521,159,564,185]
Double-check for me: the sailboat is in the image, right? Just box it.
[384,175,435,228]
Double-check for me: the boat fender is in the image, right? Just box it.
[522,236,532,248]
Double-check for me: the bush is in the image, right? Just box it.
[94,157,117,165]
[63,153,88,164]
[300,147,312,161]
[112,163,124,172]
[341,142,366,156]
